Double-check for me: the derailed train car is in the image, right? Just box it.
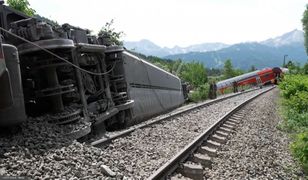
[216,67,285,94]
[0,4,185,137]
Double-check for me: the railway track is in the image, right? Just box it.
[90,87,263,147]
[0,86,276,179]
[147,86,275,180]
[90,86,275,179]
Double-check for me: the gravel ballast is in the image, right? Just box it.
[204,88,305,179]
[0,119,116,179]
[100,88,270,179]
[0,87,271,179]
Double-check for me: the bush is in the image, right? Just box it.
[279,74,308,174]
[189,84,209,102]
[279,74,308,99]
[286,91,308,113]
[280,110,308,132]
[181,62,207,87]
[291,131,308,173]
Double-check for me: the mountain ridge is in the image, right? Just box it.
[124,40,229,57]
[124,29,307,70]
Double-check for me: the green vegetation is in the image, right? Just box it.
[223,59,234,79]
[7,0,35,16]
[180,62,209,102]
[223,59,244,79]
[98,19,124,46]
[291,131,308,171]
[180,61,207,87]
[279,74,308,173]
[189,84,210,102]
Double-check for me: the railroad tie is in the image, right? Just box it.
[219,126,233,134]
[211,134,227,144]
[180,163,203,180]
[231,115,243,119]
[228,119,240,124]
[222,123,235,130]
[224,121,237,126]
[198,146,217,157]
[205,140,221,149]
[193,153,212,168]
[216,130,229,137]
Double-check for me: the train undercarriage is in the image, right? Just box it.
[0,4,185,139]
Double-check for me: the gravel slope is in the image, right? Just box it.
[204,88,305,179]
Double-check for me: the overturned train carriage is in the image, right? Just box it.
[0,4,185,136]
[119,51,185,125]
[216,67,283,94]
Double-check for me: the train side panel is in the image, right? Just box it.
[122,51,185,124]
[257,68,276,85]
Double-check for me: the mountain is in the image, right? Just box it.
[261,29,304,47]
[165,30,307,70]
[124,40,229,57]
[124,39,169,57]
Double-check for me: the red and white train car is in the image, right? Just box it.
[216,67,285,94]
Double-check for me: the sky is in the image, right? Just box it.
[26,0,307,48]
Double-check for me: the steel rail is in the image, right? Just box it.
[91,86,267,147]
[147,86,275,180]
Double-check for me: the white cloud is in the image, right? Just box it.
[28,0,307,47]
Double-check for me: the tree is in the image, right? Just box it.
[303,62,308,75]
[223,59,235,79]
[172,59,183,75]
[7,0,35,16]
[98,19,124,46]
[302,4,308,54]
[233,69,244,76]
[180,61,207,87]
[286,60,301,74]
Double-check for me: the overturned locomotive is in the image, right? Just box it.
[0,4,186,137]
